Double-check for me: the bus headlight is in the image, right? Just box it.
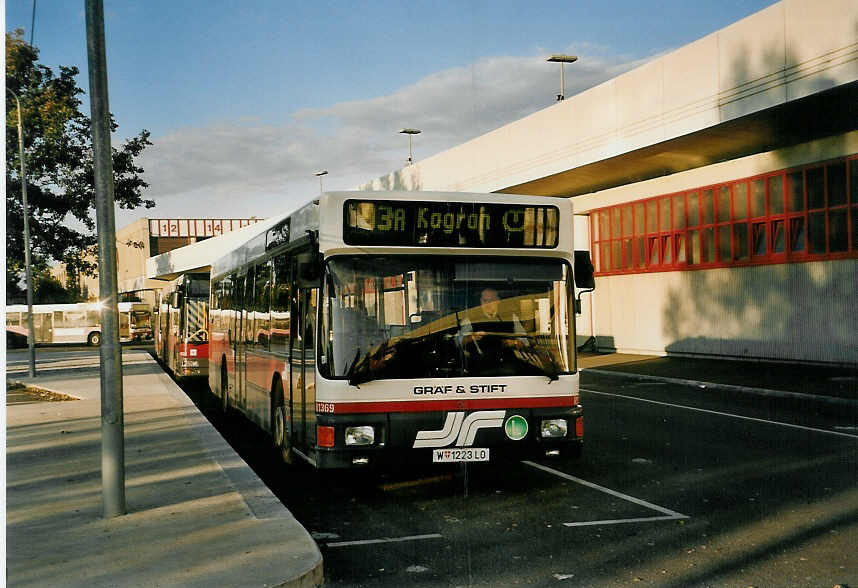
[345,426,375,446]
[540,419,568,438]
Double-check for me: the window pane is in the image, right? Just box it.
[829,209,848,252]
[636,237,646,268]
[687,192,699,227]
[702,189,714,224]
[852,206,858,251]
[789,217,806,252]
[828,162,846,206]
[702,227,714,262]
[673,194,686,229]
[733,182,748,219]
[646,200,657,232]
[718,225,731,261]
[611,241,621,270]
[592,240,600,270]
[808,212,826,253]
[634,203,645,235]
[788,171,804,212]
[659,197,671,231]
[752,222,766,256]
[688,230,700,264]
[718,186,731,221]
[611,208,621,238]
[734,224,749,260]
[768,175,784,215]
[648,237,659,266]
[591,212,600,241]
[599,210,610,240]
[599,243,610,272]
[622,206,633,237]
[675,233,687,263]
[851,160,858,205]
[661,235,673,264]
[623,238,633,268]
[807,167,825,209]
[772,220,785,253]
[751,179,766,218]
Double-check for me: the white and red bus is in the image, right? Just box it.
[208,191,593,469]
[154,273,210,379]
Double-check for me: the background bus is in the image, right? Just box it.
[154,273,210,379]
[208,191,593,469]
[6,302,152,347]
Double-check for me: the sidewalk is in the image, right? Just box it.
[5,348,323,588]
[579,352,858,407]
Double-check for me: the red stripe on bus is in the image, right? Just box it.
[323,396,579,414]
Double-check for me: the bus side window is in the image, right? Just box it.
[271,254,291,355]
[255,262,272,351]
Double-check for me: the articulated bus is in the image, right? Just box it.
[6,301,152,347]
[208,191,593,469]
[154,273,210,379]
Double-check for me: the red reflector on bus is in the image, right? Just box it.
[575,417,584,438]
[317,426,335,448]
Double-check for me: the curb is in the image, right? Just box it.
[583,368,858,408]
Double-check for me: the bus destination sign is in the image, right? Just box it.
[344,200,559,248]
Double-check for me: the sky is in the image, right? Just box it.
[5,0,778,229]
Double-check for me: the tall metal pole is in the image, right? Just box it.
[8,89,37,377]
[85,0,126,518]
[547,54,578,102]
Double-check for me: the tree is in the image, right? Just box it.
[5,29,155,302]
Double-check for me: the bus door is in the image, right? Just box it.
[292,286,318,450]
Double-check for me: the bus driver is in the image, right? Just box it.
[459,287,526,357]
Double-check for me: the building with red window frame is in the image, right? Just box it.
[360,0,858,365]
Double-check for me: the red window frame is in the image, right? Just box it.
[591,154,858,276]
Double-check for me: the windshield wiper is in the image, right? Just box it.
[519,335,559,383]
[346,339,392,387]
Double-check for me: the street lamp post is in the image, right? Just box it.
[399,128,421,165]
[547,54,578,101]
[8,87,37,377]
[315,170,328,192]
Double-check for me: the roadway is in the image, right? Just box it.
[180,368,858,587]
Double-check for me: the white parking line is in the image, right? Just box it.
[581,388,858,440]
[523,460,689,525]
[562,515,685,527]
[325,533,443,548]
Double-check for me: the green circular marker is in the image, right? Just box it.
[505,415,528,440]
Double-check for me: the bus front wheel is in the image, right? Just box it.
[272,380,294,464]
[88,332,102,347]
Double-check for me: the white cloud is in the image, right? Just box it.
[135,50,644,220]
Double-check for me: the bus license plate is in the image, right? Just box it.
[433,448,489,463]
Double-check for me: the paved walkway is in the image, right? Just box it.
[6,348,323,588]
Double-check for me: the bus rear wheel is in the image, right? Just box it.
[272,380,294,464]
[87,332,102,346]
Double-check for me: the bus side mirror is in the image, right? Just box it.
[296,252,324,288]
[574,251,595,290]
[171,292,183,308]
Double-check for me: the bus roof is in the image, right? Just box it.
[209,191,573,280]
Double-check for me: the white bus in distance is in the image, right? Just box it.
[6,301,153,347]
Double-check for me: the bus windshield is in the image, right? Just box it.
[322,255,573,384]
